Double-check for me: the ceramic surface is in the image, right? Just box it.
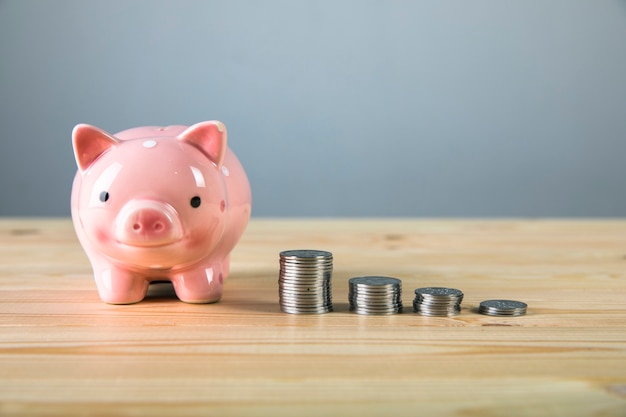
[71,121,251,304]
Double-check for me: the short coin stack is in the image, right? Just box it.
[278,250,333,314]
[413,287,464,316]
[478,299,527,316]
[348,276,403,315]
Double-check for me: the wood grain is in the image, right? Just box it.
[1,218,626,416]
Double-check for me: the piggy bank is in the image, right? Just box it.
[71,121,251,304]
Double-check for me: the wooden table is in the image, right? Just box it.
[1,219,626,416]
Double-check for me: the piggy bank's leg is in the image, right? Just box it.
[222,254,230,279]
[93,265,150,304]
[170,262,224,304]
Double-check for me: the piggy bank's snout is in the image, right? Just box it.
[115,200,183,247]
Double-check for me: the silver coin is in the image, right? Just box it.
[280,268,333,275]
[280,301,333,308]
[279,296,332,304]
[280,257,333,264]
[416,293,463,300]
[279,261,334,268]
[280,294,332,301]
[348,289,402,298]
[349,286,400,291]
[348,295,401,301]
[280,302,333,308]
[349,281,400,287]
[348,297,401,304]
[279,276,331,282]
[351,304,402,310]
[479,310,524,316]
[279,287,331,294]
[279,287,332,294]
[280,296,332,303]
[415,287,463,297]
[414,299,460,306]
[280,264,332,270]
[280,265,333,272]
[349,288,401,295]
[280,260,333,264]
[349,276,401,287]
[279,283,332,291]
[279,290,332,298]
[280,278,331,284]
[351,303,402,309]
[280,254,332,259]
[280,268,332,276]
[279,278,332,284]
[414,303,460,310]
[280,303,333,311]
[479,299,527,310]
[280,306,333,315]
[279,297,332,304]
[413,300,460,307]
[350,305,402,311]
[280,249,333,259]
[279,276,331,283]
[279,283,330,290]
[281,272,331,278]
[413,304,461,313]
[414,303,459,309]
[350,307,402,315]
[280,292,332,300]
[359,309,403,314]
[280,302,332,308]
[280,293,327,299]
[415,310,460,317]
[280,270,333,276]
[351,302,402,307]
[278,284,331,292]
[349,288,400,294]
[414,293,460,300]
[280,298,333,304]
[280,289,330,295]
[279,273,331,280]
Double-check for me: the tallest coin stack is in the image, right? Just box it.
[278,250,334,314]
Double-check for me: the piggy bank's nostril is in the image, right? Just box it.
[132,221,164,232]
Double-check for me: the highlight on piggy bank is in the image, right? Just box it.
[70,121,251,304]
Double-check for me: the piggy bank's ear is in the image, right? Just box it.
[177,121,227,168]
[72,124,119,172]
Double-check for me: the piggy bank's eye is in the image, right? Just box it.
[99,191,110,203]
[190,196,201,208]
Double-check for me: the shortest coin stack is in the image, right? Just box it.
[413,287,464,316]
[279,250,333,314]
[478,299,527,316]
[348,276,403,315]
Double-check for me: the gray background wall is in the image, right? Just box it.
[1,0,625,217]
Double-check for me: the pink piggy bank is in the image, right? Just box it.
[71,121,251,304]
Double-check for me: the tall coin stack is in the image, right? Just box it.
[348,276,403,315]
[278,250,333,314]
[413,287,464,316]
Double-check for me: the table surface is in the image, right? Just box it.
[1,218,626,416]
